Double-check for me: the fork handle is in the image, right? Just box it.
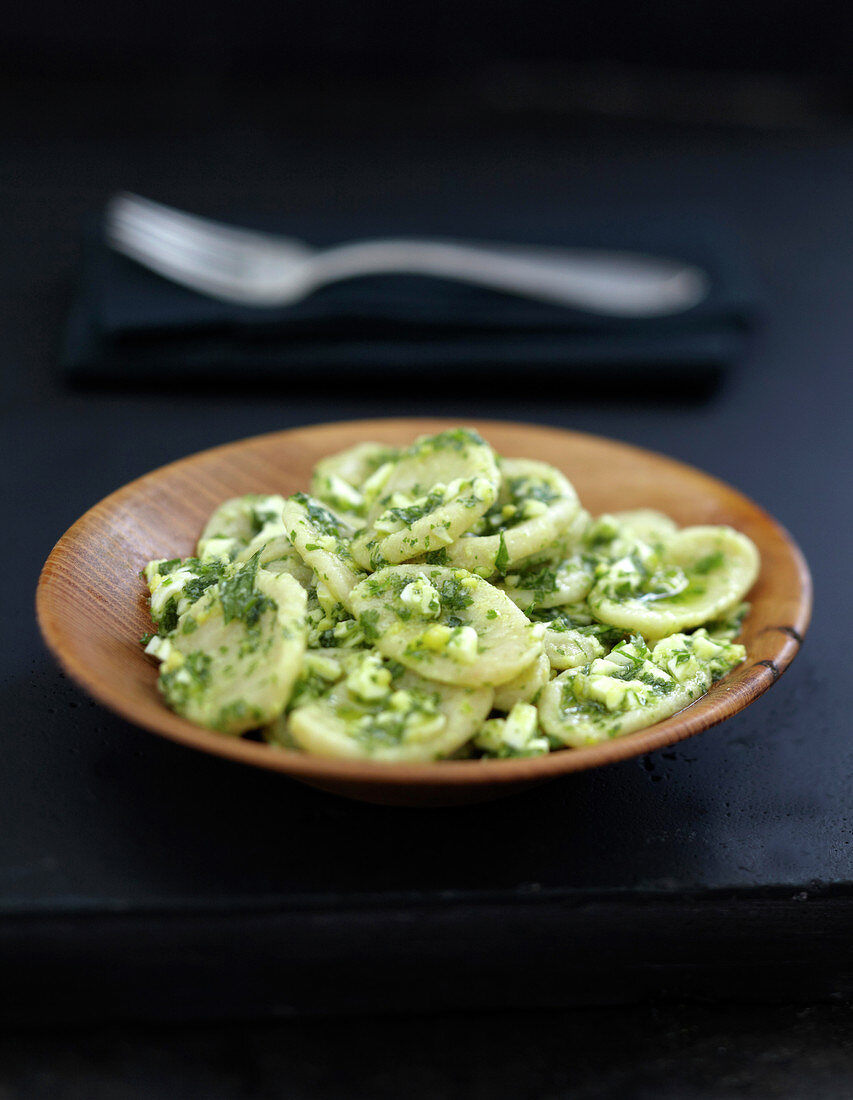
[302,239,708,316]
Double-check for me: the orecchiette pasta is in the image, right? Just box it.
[140,429,757,759]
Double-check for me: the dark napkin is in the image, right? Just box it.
[62,209,759,392]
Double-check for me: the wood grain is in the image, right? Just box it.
[36,419,812,806]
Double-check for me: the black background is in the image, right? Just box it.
[3,1,853,1095]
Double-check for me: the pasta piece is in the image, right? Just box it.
[143,555,231,632]
[196,494,287,561]
[287,651,493,762]
[610,508,678,543]
[310,441,399,521]
[527,606,626,671]
[351,428,500,569]
[542,626,606,671]
[493,653,551,712]
[238,532,314,587]
[311,441,399,497]
[283,492,366,607]
[445,458,581,575]
[153,562,307,735]
[500,554,592,611]
[349,564,543,687]
[538,631,745,747]
[588,525,760,640]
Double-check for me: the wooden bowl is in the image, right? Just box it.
[36,419,812,806]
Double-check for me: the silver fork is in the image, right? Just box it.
[105,192,709,316]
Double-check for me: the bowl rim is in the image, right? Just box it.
[36,417,813,790]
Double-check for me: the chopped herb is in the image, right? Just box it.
[507,476,560,506]
[436,572,474,612]
[693,550,725,575]
[292,492,347,537]
[160,650,211,710]
[494,532,509,574]
[160,596,179,634]
[358,608,381,642]
[219,552,275,627]
[383,487,446,527]
[181,557,230,604]
[214,699,261,731]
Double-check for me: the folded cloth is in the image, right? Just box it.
[61,208,759,393]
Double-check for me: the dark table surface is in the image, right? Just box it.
[2,74,852,1089]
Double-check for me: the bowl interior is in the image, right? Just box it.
[36,418,812,806]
